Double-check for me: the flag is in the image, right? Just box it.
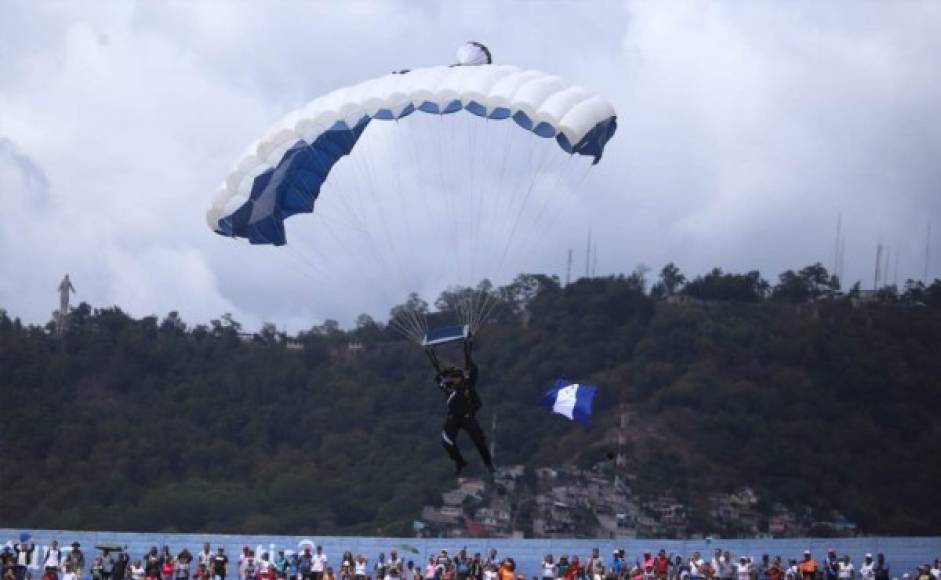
[540,378,597,427]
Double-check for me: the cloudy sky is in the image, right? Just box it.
[2,1,940,331]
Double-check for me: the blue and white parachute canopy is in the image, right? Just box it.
[206,59,617,246]
[541,378,597,427]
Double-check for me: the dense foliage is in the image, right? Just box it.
[2,265,940,536]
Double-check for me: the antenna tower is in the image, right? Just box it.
[566,249,573,286]
[874,243,883,291]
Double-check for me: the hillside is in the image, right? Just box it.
[2,266,940,536]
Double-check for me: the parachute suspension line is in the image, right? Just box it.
[472,134,559,332]
[348,128,428,343]
[439,113,475,331]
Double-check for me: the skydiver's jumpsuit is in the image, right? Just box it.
[435,341,494,471]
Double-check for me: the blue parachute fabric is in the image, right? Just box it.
[218,118,371,245]
[215,108,616,245]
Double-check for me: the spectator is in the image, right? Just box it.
[824,552,839,580]
[718,553,734,580]
[497,561,514,580]
[405,561,420,580]
[338,560,351,580]
[688,553,705,580]
[375,554,387,580]
[389,553,403,576]
[13,542,35,580]
[858,556,873,580]
[798,553,816,580]
[258,553,275,580]
[62,565,77,580]
[837,556,853,580]
[241,553,257,580]
[469,555,483,580]
[455,551,470,580]
[130,562,145,580]
[424,558,436,580]
[211,548,228,580]
[322,568,334,580]
[67,544,85,580]
[312,549,327,580]
[192,566,208,580]
[160,557,172,580]
[564,558,581,580]
[735,558,750,580]
[352,555,367,580]
[198,548,213,576]
[298,549,313,580]
[929,560,940,580]
[102,551,115,580]
[116,549,130,580]
[711,553,723,578]
[44,541,63,580]
[872,555,888,580]
[274,553,287,580]
[90,558,103,580]
[654,552,669,580]
[542,556,556,580]
[556,558,569,580]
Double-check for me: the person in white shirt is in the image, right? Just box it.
[689,553,705,580]
[928,561,940,580]
[44,542,62,579]
[130,561,146,580]
[542,555,556,580]
[735,558,751,580]
[837,557,854,580]
[198,546,213,573]
[62,565,77,580]
[312,548,327,580]
[354,556,367,580]
[858,556,874,580]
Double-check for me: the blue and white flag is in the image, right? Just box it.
[540,378,597,427]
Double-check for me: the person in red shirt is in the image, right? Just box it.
[565,558,583,580]
[654,552,669,580]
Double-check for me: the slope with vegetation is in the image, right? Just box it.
[1,264,940,536]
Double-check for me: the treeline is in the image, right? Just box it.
[1,263,940,536]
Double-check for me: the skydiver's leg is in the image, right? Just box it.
[441,415,468,473]
[460,416,494,471]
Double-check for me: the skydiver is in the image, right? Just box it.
[426,335,495,476]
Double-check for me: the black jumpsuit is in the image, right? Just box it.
[437,344,494,471]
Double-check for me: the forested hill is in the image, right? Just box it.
[2,265,941,537]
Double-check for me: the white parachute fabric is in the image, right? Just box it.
[206,64,615,235]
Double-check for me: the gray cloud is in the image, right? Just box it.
[1,1,939,331]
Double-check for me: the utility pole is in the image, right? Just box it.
[585,229,592,279]
[833,215,842,278]
[926,222,933,283]
[615,404,627,488]
[489,413,497,464]
[894,247,900,287]
[592,244,598,278]
[565,249,573,286]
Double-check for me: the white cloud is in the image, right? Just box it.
[1,1,939,331]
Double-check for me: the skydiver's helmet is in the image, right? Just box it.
[444,366,464,384]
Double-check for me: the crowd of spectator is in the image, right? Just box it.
[3,541,940,580]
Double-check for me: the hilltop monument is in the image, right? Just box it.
[56,274,76,336]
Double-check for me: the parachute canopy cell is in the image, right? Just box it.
[207,64,617,246]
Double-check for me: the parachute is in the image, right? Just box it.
[207,44,616,344]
